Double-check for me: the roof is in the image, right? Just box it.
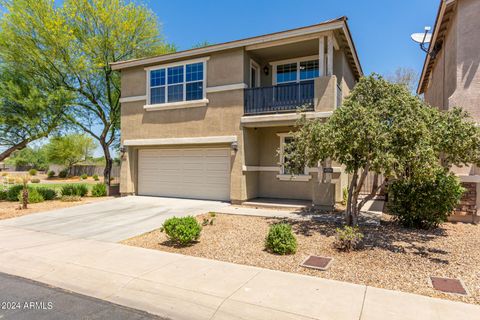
[111,17,363,79]
[417,0,457,94]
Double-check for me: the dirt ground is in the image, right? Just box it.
[122,213,480,305]
[0,197,113,220]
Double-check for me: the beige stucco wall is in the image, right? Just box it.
[120,48,247,202]
[120,44,354,205]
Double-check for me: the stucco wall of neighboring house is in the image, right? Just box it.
[448,0,480,121]
[119,48,247,202]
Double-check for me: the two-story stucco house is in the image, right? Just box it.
[418,0,480,223]
[112,17,362,206]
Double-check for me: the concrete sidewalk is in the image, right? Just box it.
[0,225,479,320]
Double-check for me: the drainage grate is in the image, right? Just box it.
[300,255,333,271]
[430,277,468,295]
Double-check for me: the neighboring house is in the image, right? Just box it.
[112,17,362,206]
[418,0,480,223]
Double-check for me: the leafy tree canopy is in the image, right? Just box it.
[286,74,480,225]
[45,134,97,169]
[0,68,71,161]
[0,0,175,183]
[5,146,49,171]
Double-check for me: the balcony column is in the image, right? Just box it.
[327,33,334,76]
[318,36,325,77]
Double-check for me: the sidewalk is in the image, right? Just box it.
[0,225,479,320]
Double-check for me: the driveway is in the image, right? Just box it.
[0,196,229,242]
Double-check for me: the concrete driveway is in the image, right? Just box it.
[0,196,229,242]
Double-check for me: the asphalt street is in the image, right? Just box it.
[0,272,166,320]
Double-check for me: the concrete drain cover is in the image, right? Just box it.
[430,277,468,295]
[300,255,333,271]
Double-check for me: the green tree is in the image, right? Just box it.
[5,146,49,170]
[0,0,174,184]
[286,74,480,225]
[0,68,71,161]
[46,134,97,170]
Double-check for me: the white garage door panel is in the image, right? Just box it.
[138,148,230,201]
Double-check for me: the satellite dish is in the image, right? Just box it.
[411,32,432,44]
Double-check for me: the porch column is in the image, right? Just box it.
[327,33,334,76]
[318,37,325,76]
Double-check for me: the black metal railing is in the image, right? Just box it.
[244,81,314,115]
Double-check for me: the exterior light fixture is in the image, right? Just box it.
[231,141,238,151]
[263,65,269,75]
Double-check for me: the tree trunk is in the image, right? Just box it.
[0,140,29,162]
[345,171,358,226]
[101,141,112,186]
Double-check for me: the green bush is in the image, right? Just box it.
[91,183,107,197]
[342,187,349,206]
[47,170,55,178]
[35,187,57,201]
[18,188,44,204]
[389,170,464,229]
[93,174,99,181]
[31,178,40,183]
[162,216,202,245]
[265,223,297,255]
[28,168,37,176]
[61,184,89,197]
[0,189,7,201]
[80,173,88,180]
[333,226,364,252]
[6,185,23,201]
[58,169,68,178]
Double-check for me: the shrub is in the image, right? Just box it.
[80,173,88,180]
[61,184,89,197]
[162,216,202,245]
[60,195,82,202]
[35,187,57,201]
[6,185,23,201]
[0,190,7,201]
[1,172,7,176]
[93,174,99,181]
[333,226,364,252]
[265,223,297,255]
[31,178,40,183]
[389,170,464,229]
[28,168,37,176]
[7,177,15,184]
[18,188,44,204]
[91,183,107,197]
[47,170,55,178]
[58,169,68,178]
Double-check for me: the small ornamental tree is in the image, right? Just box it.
[285,74,480,226]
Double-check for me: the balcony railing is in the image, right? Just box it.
[244,81,314,115]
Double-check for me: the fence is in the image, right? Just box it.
[49,164,120,180]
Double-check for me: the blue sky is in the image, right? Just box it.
[147,0,439,77]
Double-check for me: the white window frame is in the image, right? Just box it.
[144,57,210,110]
[270,55,319,85]
[276,133,311,181]
[250,59,261,88]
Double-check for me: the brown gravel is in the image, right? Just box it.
[122,213,480,305]
[0,197,113,220]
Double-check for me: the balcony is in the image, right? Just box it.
[244,81,315,115]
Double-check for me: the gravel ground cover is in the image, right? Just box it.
[0,197,113,220]
[122,213,480,305]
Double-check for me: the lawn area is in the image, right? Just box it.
[0,197,113,220]
[122,213,480,305]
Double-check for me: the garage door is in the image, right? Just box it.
[138,148,230,201]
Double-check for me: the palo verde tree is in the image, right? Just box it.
[0,68,71,161]
[0,0,175,184]
[285,74,480,225]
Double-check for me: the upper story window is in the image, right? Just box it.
[146,58,207,106]
[273,56,320,85]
